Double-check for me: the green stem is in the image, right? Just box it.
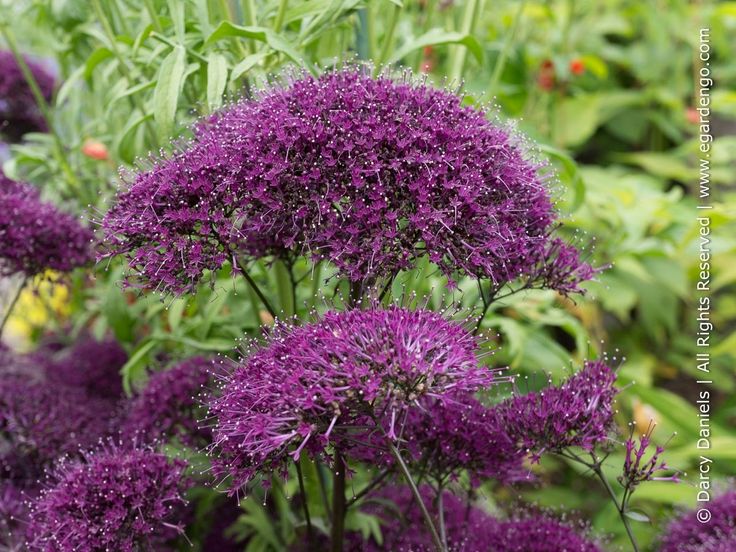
[374,3,401,73]
[0,279,25,337]
[437,483,447,550]
[219,0,249,57]
[273,0,288,32]
[274,260,295,317]
[448,0,482,83]
[142,0,163,33]
[347,468,391,507]
[90,0,157,140]
[330,452,347,552]
[485,0,526,101]
[236,259,277,319]
[591,463,640,552]
[316,461,332,518]
[295,459,314,548]
[0,25,79,189]
[563,451,640,552]
[387,440,445,552]
[151,32,208,62]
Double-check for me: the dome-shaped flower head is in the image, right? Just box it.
[659,490,736,552]
[353,484,496,552]
[492,360,617,462]
[208,306,492,491]
[44,335,128,399]
[0,51,55,143]
[123,357,213,447]
[0,172,92,278]
[486,514,602,552]
[26,446,188,551]
[357,393,527,485]
[0,375,116,483]
[102,67,594,294]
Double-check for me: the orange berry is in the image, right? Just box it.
[81,139,109,161]
[569,58,585,75]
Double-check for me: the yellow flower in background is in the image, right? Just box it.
[1,272,70,351]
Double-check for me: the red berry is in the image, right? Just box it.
[537,59,556,91]
[686,107,699,124]
[569,59,585,76]
[81,139,109,161]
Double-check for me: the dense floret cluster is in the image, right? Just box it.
[208,306,492,490]
[659,490,736,552]
[102,67,594,294]
[123,356,213,446]
[0,50,55,142]
[485,515,602,552]
[493,361,617,461]
[355,485,496,552]
[0,172,92,278]
[401,393,528,485]
[26,446,187,551]
[44,336,128,399]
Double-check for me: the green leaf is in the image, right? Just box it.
[231,52,268,81]
[538,143,585,211]
[115,112,152,164]
[624,510,650,523]
[153,45,186,140]
[387,28,483,65]
[204,22,305,66]
[553,95,600,147]
[121,340,156,395]
[206,52,229,111]
[84,47,113,81]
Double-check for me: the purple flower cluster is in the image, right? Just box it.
[0,481,30,551]
[44,336,128,399]
[619,427,678,491]
[123,357,213,446]
[354,486,600,552]
[208,306,492,491]
[355,485,495,552]
[659,490,736,552]
[26,446,188,551]
[485,515,602,552]
[493,361,617,462]
[0,171,92,278]
[102,67,593,294]
[0,340,125,486]
[0,378,115,483]
[400,394,528,485]
[0,51,55,143]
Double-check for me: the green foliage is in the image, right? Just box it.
[2,0,734,550]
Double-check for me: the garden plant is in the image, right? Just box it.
[0,1,734,551]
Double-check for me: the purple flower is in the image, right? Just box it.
[44,336,128,399]
[0,172,92,278]
[492,361,617,461]
[208,306,492,491]
[354,485,496,552]
[0,481,31,551]
[0,51,55,143]
[26,446,188,551]
[123,357,213,447]
[102,67,594,294]
[659,490,736,552]
[619,425,678,492]
[486,514,602,552]
[0,376,116,483]
[357,393,528,486]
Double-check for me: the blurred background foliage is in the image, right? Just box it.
[1,0,734,549]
